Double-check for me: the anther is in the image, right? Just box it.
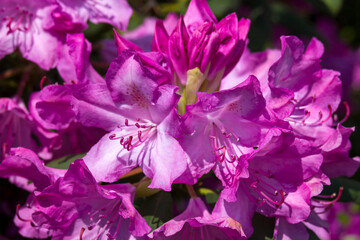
[40,76,47,89]
[314,187,343,206]
[338,101,350,124]
[80,227,85,240]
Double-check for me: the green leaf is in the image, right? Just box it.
[138,191,173,231]
[208,0,239,18]
[337,212,350,226]
[198,188,219,204]
[271,3,320,39]
[135,178,161,198]
[46,153,86,169]
[127,12,145,31]
[249,213,275,240]
[320,0,343,15]
[343,236,360,240]
[321,178,360,204]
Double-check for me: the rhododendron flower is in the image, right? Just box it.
[153,0,250,91]
[0,0,132,69]
[150,197,246,239]
[179,75,272,185]
[0,98,54,160]
[0,147,65,191]
[224,35,360,178]
[55,0,132,30]
[74,50,188,191]
[272,171,339,240]
[213,35,360,239]
[57,33,104,85]
[327,202,360,239]
[0,0,60,69]
[21,159,150,239]
[0,147,65,238]
[28,33,106,159]
[212,130,324,236]
[100,13,178,63]
[1,1,359,239]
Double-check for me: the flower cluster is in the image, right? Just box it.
[0,0,359,239]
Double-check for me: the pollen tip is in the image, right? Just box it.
[80,227,85,240]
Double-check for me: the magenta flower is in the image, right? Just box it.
[100,13,178,63]
[23,159,150,239]
[0,0,132,69]
[57,33,104,85]
[28,33,103,131]
[0,147,65,191]
[0,147,65,238]
[152,0,250,91]
[272,171,345,240]
[223,35,360,178]
[320,124,360,178]
[0,97,55,160]
[113,30,175,86]
[73,50,188,191]
[28,33,106,159]
[178,75,271,185]
[150,197,246,239]
[327,202,360,239]
[55,0,132,30]
[29,85,106,160]
[212,130,324,236]
[0,0,60,69]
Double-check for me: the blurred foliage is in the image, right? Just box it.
[46,153,86,169]
[137,191,174,231]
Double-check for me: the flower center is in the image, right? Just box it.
[288,103,333,126]
[209,123,250,163]
[1,5,33,34]
[242,169,286,208]
[109,118,155,151]
[82,199,124,240]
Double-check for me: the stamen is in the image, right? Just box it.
[80,227,85,240]
[209,124,244,163]
[313,193,337,199]
[251,183,285,206]
[4,6,33,35]
[317,105,332,124]
[245,176,286,208]
[313,187,343,206]
[338,101,350,125]
[109,119,155,151]
[40,76,47,90]
[289,105,333,126]
[2,143,8,158]
[91,202,121,240]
